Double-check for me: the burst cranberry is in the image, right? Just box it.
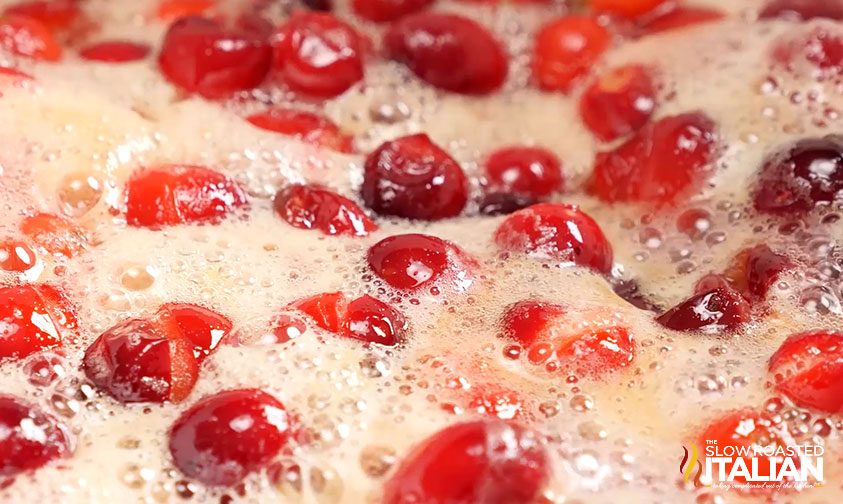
[477,192,536,216]
[273,184,376,237]
[695,245,793,301]
[291,291,347,333]
[0,395,71,477]
[384,420,548,504]
[158,16,271,98]
[158,303,232,362]
[768,330,843,414]
[640,6,725,34]
[0,240,36,272]
[493,203,613,273]
[0,284,75,360]
[156,0,213,20]
[289,292,408,346]
[588,112,718,204]
[590,0,667,18]
[0,15,61,61]
[169,389,292,487]
[760,0,843,21]
[367,233,472,291]
[20,212,90,257]
[656,286,750,332]
[484,146,563,199]
[353,0,433,22]
[272,12,365,97]
[384,13,508,94]
[753,136,843,215]
[247,108,354,153]
[362,134,468,220]
[532,16,610,93]
[579,64,656,142]
[3,1,78,31]
[500,300,567,348]
[80,41,150,62]
[125,164,248,228]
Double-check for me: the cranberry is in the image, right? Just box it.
[362,134,468,220]
[367,233,472,290]
[484,146,563,199]
[768,330,843,414]
[753,136,843,215]
[3,0,79,31]
[0,15,61,61]
[274,184,376,237]
[588,112,718,204]
[269,314,307,344]
[291,291,347,333]
[500,300,567,348]
[477,192,536,216]
[591,0,667,18]
[158,16,272,98]
[639,6,725,34]
[158,303,232,362]
[656,286,751,332]
[579,64,656,142]
[384,13,508,95]
[772,28,843,74]
[272,12,365,97]
[740,245,794,299]
[493,203,613,273]
[532,16,611,93]
[301,0,332,11]
[156,0,213,20]
[247,108,354,153]
[169,389,293,487]
[0,240,36,272]
[675,207,711,239]
[20,213,90,258]
[0,284,75,360]
[0,395,71,477]
[344,294,408,346]
[383,420,549,504]
[0,66,32,82]
[353,0,433,22]
[759,0,843,21]
[125,164,248,228]
[79,41,150,62]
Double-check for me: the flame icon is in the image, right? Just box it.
[680,443,705,487]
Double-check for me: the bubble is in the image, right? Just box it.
[569,394,594,412]
[119,464,153,489]
[57,172,103,216]
[578,421,608,441]
[310,465,344,502]
[359,445,396,478]
[119,263,158,291]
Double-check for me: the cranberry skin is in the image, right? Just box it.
[590,0,667,18]
[362,134,468,220]
[156,0,213,20]
[0,395,71,477]
[532,16,611,93]
[274,184,377,237]
[477,192,536,216]
[588,113,718,204]
[272,12,364,97]
[760,0,843,21]
[579,65,656,142]
[639,6,725,34]
[500,300,567,348]
[247,108,354,153]
[169,389,292,487]
[367,233,461,290]
[494,203,613,273]
[484,146,563,199]
[125,165,248,228]
[0,15,61,61]
[768,330,843,414]
[353,0,433,22]
[383,420,549,504]
[753,136,843,215]
[743,245,794,299]
[158,303,232,363]
[3,1,79,31]
[656,286,751,332]
[158,16,272,98]
[384,13,508,95]
[20,212,90,258]
[0,284,75,360]
[344,294,408,346]
[80,41,150,63]
[0,240,36,272]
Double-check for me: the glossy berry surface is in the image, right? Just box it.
[125,164,248,228]
[532,16,610,93]
[79,41,150,62]
[156,0,213,20]
[759,0,843,21]
[274,184,376,237]
[353,0,433,22]
[494,203,613,273]
[168,389,292,487]
[579,64,656,142]
[0,394,71,477]
[289,292,408,346]
[768,330,843,414]
[639,6,725,34]
[3,1,79,31]
[656,286,751,332]
[590,0,667,18]
[0,284,75,360]
[384,12,508,95]
[362,134,468,220]
[383,420,549,504]
[367,233,471,290]
[484,146,563,199]
[0,15,61,61]
[247,108,354,153]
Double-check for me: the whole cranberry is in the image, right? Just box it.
[0,394,71,477]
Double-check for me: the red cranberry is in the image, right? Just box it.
[344,294,408,346]
[759,0,843,21]
[675,208,711,239]
[274,184,376,237]
[656,286,751,332]
[588,112,718,204]
[3,1,79,31]
[484,146,563,199]
[0,395,71,477]
[579,64,656,142]
[477,192,536,216]
[158,303,232,362]
[291,291,347,333]
[384,12,508,94]
[768,330,843,413]
[0,240,36,272]
[493,203,613,273]
[772,28,843,74]
[156,0,213,20]
[532,16,611,93]
[0,15,61,61]
[367,233,471,290]
[383,420,548,504]
[353,0,433,22]
[246,108,354,153]
[301,0,332,11]
[272,12,365,97]
[79,41,150,62]
[158,16,272,98]
[753,136,843,215]
[0,284,75,360]
[639,6,725,34]
[743,245,794,299]
[590,0,667,18]
[169,389,293,486]
[125,164,248,228]
[362,134,468,220]
[20,213,90,258]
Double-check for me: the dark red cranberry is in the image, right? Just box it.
[158,303,233,362]
[367,233,470,290]
[532,16,611,93]
[477,192,536,216]
[579,64,656,142]
[753,136,843,215]
[0,395,71,477]
[610,277,661,311]
[273,184,377,236]
[79,41,150,62]
[169,389,293,486]
[383,420,549,504]
[656,286,751,332]
[484,146,563,198]
[272,12,365,97]
[344,294,408,346]
[588,112,718,204]
[0,284,75,360]
[158,16,272,98]
[759,0,843,21]
[493,203,613,273]
[353,0,433,22]
[744,245,795,299]
[301,0,332,11]
[362,134,468,220]
[769,330,843,413]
